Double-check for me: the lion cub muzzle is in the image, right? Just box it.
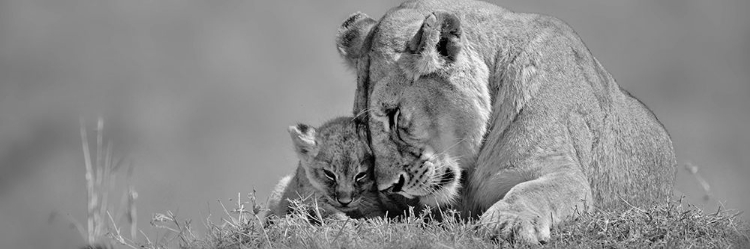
[335,191,353,206]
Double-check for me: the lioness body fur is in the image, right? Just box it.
[336,0,677,243]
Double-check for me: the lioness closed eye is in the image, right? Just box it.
[336,0,677,244]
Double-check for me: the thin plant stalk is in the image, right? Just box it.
[80,118,95,245]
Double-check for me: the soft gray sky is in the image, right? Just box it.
[1,0,748,248]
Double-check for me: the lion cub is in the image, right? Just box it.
[267,117,384,221]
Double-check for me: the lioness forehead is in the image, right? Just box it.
[370,9,424,60]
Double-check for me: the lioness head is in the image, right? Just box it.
[336,10,491,207]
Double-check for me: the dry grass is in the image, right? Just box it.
[106,195,748,249]
[50,118,137,249]
[55,119,749,248]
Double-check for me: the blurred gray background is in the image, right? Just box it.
[1,0,748,248]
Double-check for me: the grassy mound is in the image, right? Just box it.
[129,199,748,249]
[73,120,748,249]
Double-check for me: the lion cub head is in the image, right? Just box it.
[289,117,375,212]
[336,10,492,207]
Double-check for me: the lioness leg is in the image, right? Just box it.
[478,164,592,244]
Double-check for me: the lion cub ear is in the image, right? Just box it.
[400,11,462,76]
[336,12,377,69]
[288,124,319,159]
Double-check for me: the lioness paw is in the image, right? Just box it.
[477,208,551,245]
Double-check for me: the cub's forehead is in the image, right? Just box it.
[316,141,367,164]
[315,124,368,161]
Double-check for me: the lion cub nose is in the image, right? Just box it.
[337,196,352,206]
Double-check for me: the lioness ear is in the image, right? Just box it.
[336,12,377,69]
[400,11,462,76]
[288,124,318,159]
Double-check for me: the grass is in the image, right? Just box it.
[50,118,137,249]
[106,195,748,249]
[62,119,749,248]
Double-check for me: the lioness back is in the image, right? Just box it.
[590,87,676,209]
[268,117,385,220]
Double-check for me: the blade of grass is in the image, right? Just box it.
[80,118,95,244]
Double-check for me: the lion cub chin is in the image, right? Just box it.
[266,117,385,222]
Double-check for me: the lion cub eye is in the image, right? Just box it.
[322,169,336,181]
[355,172,368,182]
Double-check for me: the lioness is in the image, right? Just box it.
[336,0,677,244]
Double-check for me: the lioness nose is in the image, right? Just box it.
[381,173,407,193]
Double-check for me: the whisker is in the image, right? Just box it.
[434,136,470,156]
[428,155,465,172]
[353,107,377,120]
